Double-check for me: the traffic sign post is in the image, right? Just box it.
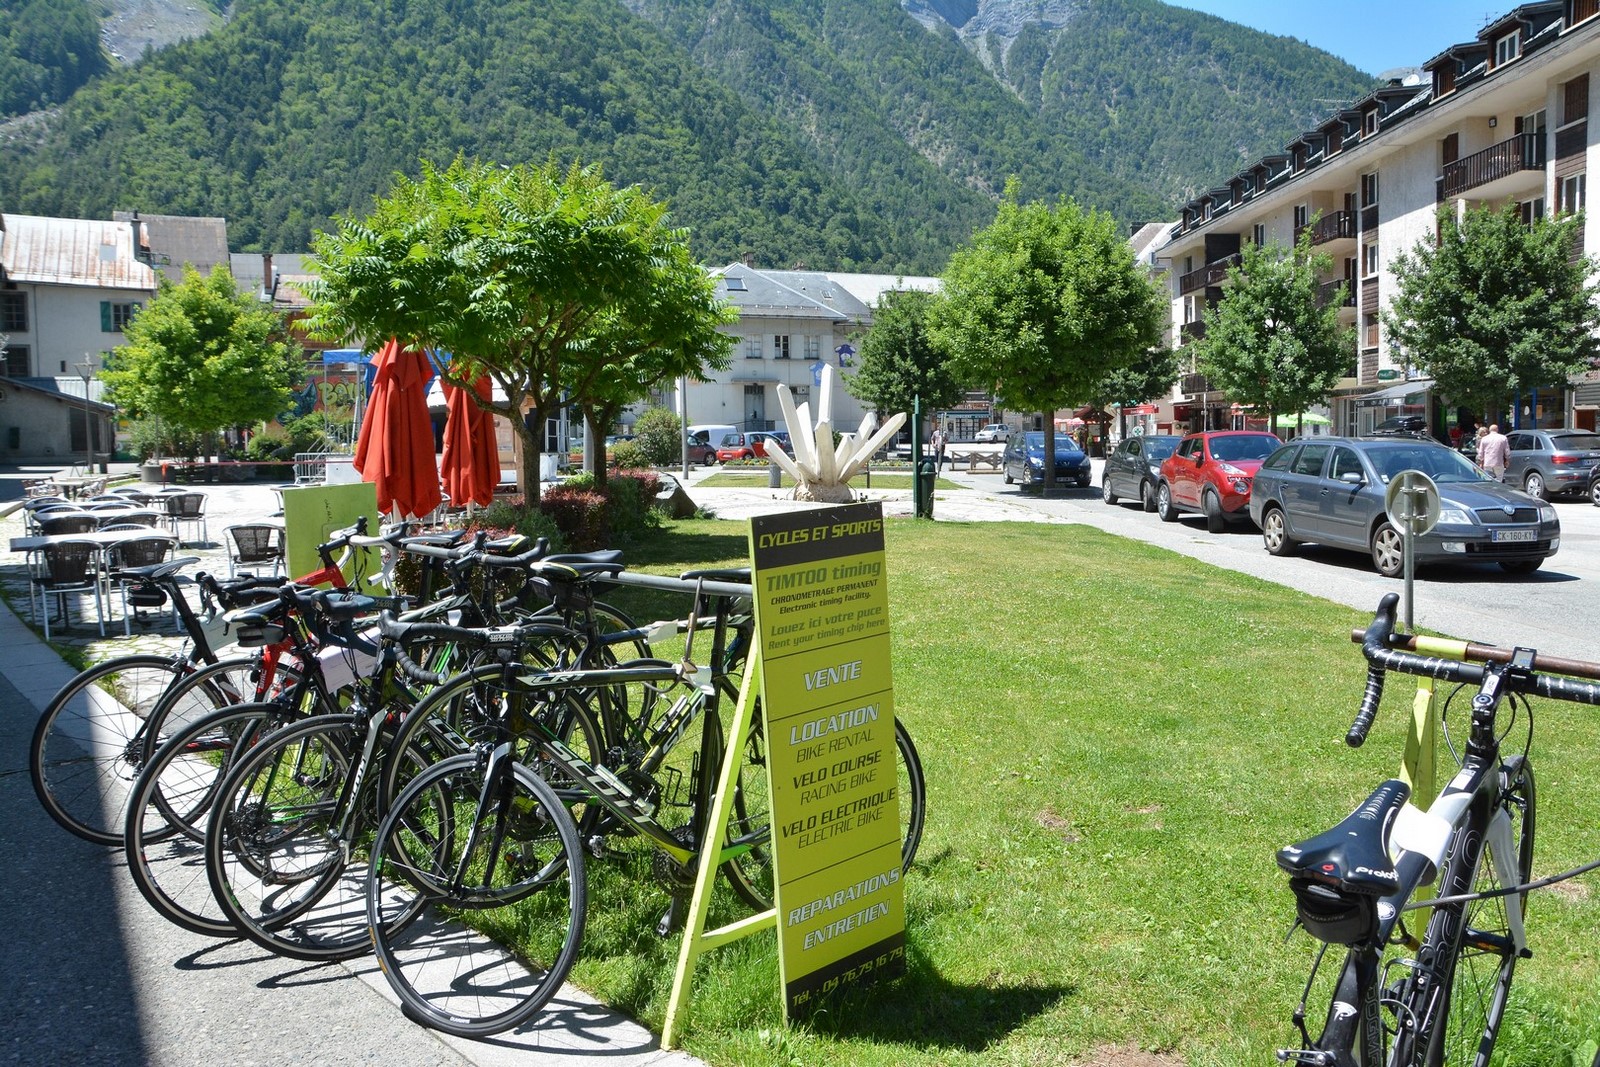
[1383,469,1440,631]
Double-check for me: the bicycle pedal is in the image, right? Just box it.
[585,834,609,859]
[1275,1051,1333,1065]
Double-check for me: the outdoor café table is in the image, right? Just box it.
[10,527,178,557]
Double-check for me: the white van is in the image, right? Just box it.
[687,423,738,448]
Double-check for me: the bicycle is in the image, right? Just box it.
[365,567,926,1036]
[1275,591,1600,1067]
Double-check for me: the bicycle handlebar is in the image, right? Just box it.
[1346,592,1600,747]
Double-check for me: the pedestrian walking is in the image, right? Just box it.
[1477,423,1510,481]
[930,426,947,469]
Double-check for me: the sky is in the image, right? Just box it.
[1170,1,1515,75]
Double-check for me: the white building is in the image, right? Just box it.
[1155,0,1600,439]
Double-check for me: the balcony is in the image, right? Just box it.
[1177,253,1239,295]
[1297,210,1355,246]
[1181,372,1214,395]
[1440,132,1545,199]
[1180,320,1207,343]
[1316,280,1356,308]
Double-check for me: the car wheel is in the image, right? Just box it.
[1499,559,1543,575]
[1100,477,1118,504]
[1201,488,1226,533]
[1370,521,1405,579]
[1156,482,1178,523]
[1262,506,1298,556]
[1003,465,1014,485]
[1140,480,1157,513]
[1523,470,1547,500]
[1592,478,1600,507]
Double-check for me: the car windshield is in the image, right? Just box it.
[1142,438,1178,461]
[1208,435,1278,462]
[1368,445,1486,484]
[1553,433,1600,451]
[1022,432,1082,452]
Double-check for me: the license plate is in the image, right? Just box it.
[1492,528,1535,543]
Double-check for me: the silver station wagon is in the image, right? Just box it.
[1249,436,1560,577]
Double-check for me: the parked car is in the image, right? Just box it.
[1156,430,1281,531]
[1502,427,1600,499]
[715,431,788,462]
[974,423,1012,443]
[1101,433,1182,512]
[1370,414,1430,438]
[1001,431,1092,489]
[1249,436,1560,577]
[1590,462,1600,507]
[684,435,718,465]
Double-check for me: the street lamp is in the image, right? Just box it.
[76,358,94,474]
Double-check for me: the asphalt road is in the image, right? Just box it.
[968,459,1600,665]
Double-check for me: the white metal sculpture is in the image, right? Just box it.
[764,365,906,503]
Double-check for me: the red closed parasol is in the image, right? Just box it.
[353,338,441,520]
[440,375,500,509]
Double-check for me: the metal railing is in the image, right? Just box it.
[1440,132,1545,198]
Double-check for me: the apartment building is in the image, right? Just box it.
[1155,0,1600,438]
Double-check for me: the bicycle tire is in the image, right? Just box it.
[1391,756,1535,1067]
[367,752,586,1038]
[205,713,435,961]
[31,654,193,845]
[123,702,303,937]
[723,717,926,911]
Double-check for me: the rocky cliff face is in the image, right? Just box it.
[901,0,1082,72]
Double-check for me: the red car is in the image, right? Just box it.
[1156,430,1282,532]
[715,431,789,462]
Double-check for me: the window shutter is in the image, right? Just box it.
[100,301,112,332]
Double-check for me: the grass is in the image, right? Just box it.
[699,472,965,491]
[555,515,1600,1066]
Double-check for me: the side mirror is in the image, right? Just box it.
[1340,471,1365,485]
[1193,454,1205,467]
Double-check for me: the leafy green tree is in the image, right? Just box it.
[1192,228,1354,430]
[930,183,1167,486]
[846,288,962,426]
[633,405,684,467]
[102,266,302,458]
[1085,344,1181,440]
[1384,204,1600,420]
[306,156,732,496]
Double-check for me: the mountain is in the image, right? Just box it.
[0,0,1376,273]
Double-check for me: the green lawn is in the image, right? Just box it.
[553,517,1600,1066]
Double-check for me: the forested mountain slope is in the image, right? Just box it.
[0,0,1377,272]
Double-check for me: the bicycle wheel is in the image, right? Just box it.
[30,655,191,844]
[123,702,302,937]
[205,713,427,961]
[1393,756,1535,1067]
[723,717,926,911]
[368,752,586,1038]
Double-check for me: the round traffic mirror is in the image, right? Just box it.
[1384,469,1441,537]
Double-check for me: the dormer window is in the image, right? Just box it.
[1434,65,1457,98]
[1364,109,1379,137]
[1495,30,1521,67]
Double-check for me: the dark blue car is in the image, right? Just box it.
[1002,431,1092,489]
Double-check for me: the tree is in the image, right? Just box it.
[305,157,732,497]
[1191,227,1353,432]
[1085,344,1181,441]
[930,182,1167,486]
[632,405,683,467]
[846,288,963,427]
[1384,204,1600,420]
[102,266,302,457]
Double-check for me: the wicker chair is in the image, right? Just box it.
[38,513,99,537]
[225,524,285,578]
[166,492,209,544]
[32,539,105,639]
[107,536,177,633]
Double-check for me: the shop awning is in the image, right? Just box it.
[1356,378,1433,408]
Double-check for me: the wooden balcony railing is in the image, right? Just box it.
[1181,372,1214,395]
[1317,280,1356,307]
[1180,320,1207,343]
[1177,253,1240,295]
[1297,210,1355,246]
[1441,132,1545,198]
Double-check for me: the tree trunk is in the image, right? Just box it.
[1041,413,1057,492]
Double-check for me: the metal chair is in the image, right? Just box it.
[38,513,99,537]
[166,492,209,544]
[96,508,161,529]
[225,524,285,577]
[32,539,105,639]
[106,536,177,634]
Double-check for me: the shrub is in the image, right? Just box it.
[610,439,644,469]
[633,405,684,466]
[540,484,610,551]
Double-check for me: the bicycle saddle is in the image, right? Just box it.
[542,550,625,578]
[118,557,201,582]
[1277,778,1408,896]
